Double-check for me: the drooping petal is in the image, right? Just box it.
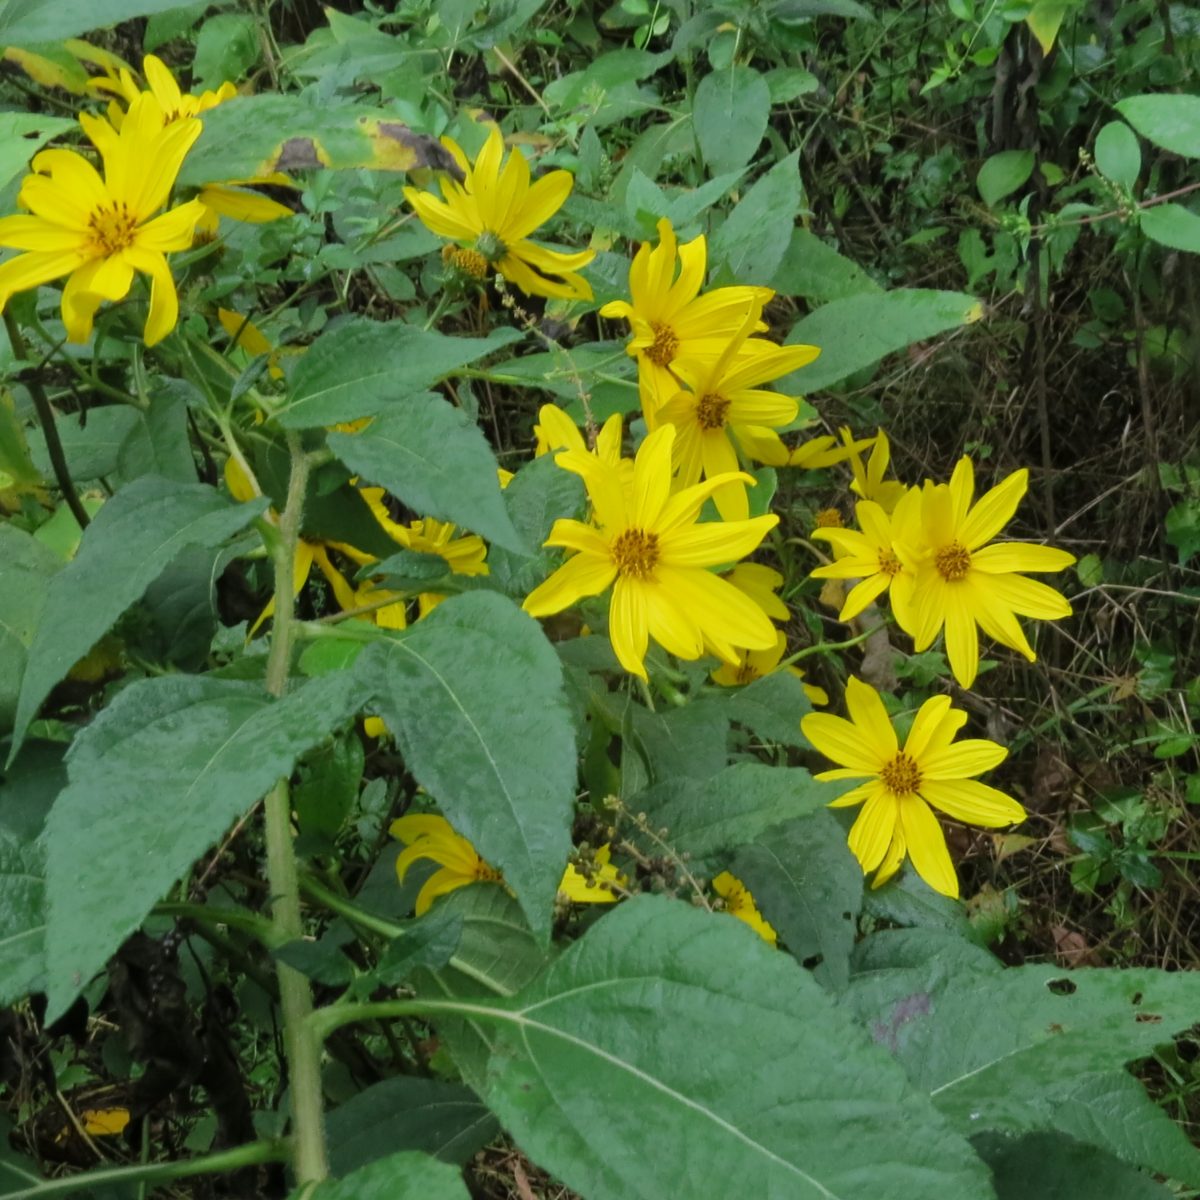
[197,184,294,224]
[511,238,596,275]
[136,198,207,252]
[0,248,86,308]
[414,868,476,917]
[847,792,897,874]
[631,425,674,527]
[644,585,705,661]
[609,576,649,679]
[942,586,981,689]
[122,245,179,346]
[522,551,617,616]
[898,795,958,898]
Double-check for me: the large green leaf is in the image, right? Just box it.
[10,477,268,760]
[720,669,813,748]
[771,228,882,303]
[636,762,837,859]
[1140,203,1200,254]
[358,593,575,939]
[0,113,75,193]
[42,671,364,1019]
[0,831,43,1007]
[464,896,993,1200]
[326,1076,497,1176]
[780,289,984,392]
[1095,121,1142,189]
[0,526,58,734]
[275,320,523,429]
[976,150,1035,207]
[1116,94,1200,159]
[327,395,525,554]
[27,406,140,484]
[176,95,461,186]
[710,150,802,285]
[692,65,771,177]
[303,1151,469,1200]
[730,810,863,988]
[0,0,187,44]
[844,960,1200,1182]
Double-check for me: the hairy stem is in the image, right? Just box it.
[263,432,330,1185]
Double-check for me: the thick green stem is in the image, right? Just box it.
[0,1140,287,1200]
[263,433,330,1186]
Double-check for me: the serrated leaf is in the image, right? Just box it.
[27,406,140,483]
[692,65,771,177]
[327,395,525,554]
[359,593,575,939]
[771,228,882,303]
[731,810,862,988]
[373,906,464,988]
[0,0,188,44]
[1141,203,1200,254]
[42,671,365,1019]
[721,669,813,748]
[276,320,522,429]
[1117,94,1200,159]
[11,477,268,761]
[0,113,77,193]
[1095,121,1141,189]
[302,1151,469,1200]
[0,526,58,734]
[710,150,802,284]
[781,289,983,392]
[636,762,838,860]
[192,12,258,91]
[0,831,44,1006]
[977,150,1035,207]
[326,1076,496,1176]
[467,896,993,1200]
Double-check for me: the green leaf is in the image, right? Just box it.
[327,395,525,554]
[326,1077,497,1176]
[976,1132,1175,1200]
[1094,121,1141,189]
[192,12,259,90]
[10,477,268,761]
[692,65,771,177]
[469,896,993,1200]
[1116,94,1200,159]
[0,113,75,192]
[373,907,465,987]
[710,150,803,285]
[780,289,984,392]
[844,962,1200,1170]
[721,669,813,748]
[1140,203,1200,253]
[304,1151,469,1200]
[0,0,189,44]
[276,320,523,429]
[731,810,863,988]
[0,830,44,1007]
[358,592,575,939]
[27,406,140,483]
[0,526,58,734]
[42,671,365,1019]
[764,66,819,103]
[116,392,196,484]
[769,0,875,18]
[977,149,1035,207]
[176,95,461,187]
[771,228,882,303]
[636,763,838,859]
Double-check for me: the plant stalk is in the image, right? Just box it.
[263,432,330,1186]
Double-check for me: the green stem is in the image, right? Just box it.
[154,901,281,946]
[4,311,91,529]
[0,1140,287,1200]
[778,623,885,668]
[262,432,330,1186]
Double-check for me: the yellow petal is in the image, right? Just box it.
[123,245,179,346]
[609,576,649,679]
[898,795,958,898]
[658,514,777,568]
[920,739,1007,781]
[523,551,617,616]
[656,566,777,651]
[847,792,896,873]
[198,184,295,224]
[921,778,1025,827]
[961,469,1028,549]
[902,694,955,760]
[970,542,1076,574]
[801,713,884,773]
[845,676,898,758]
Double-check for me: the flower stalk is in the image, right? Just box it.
[263,431,329,1186]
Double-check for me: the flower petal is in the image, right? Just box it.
[658,515,777,568]
[903,695,954,760]
[123,245,178,345]
[920,738,1008,780]
[898,795,958,898]
[609,576,649,679]
[961,468,1028,549]
[655,566,777,652]
[523,550,617,616]
[845,676,898,758]
[921,778,1025,827]
[970,542,1077,574]
[802,713,886,773]
[848,791,897,873]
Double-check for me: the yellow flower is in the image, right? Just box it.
[523,425,779,680]
[908,457,1075,688]
[710,632,828,707]
[802,676,1025,898]
[810,489,923,628]
[712,871,776,944]
[88,53,294,235]
[391,814,505,916]
[843,427,907,513]
[403,125,594,301]
[534,402,623,465]
[218,308,287,380]
[558,844,627,904]
[788,431,876,469]
[658,300,819,520]
[722,562,789,622]
[0,93,206,346]
[599,217,773,427]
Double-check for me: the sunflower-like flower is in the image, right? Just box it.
[908,457,1075,688]
[533,402,623,465]
[842,427,907,513]
[404,125,593,301]
[0,93,205,345]
[710,632,829,707]
[87,53,294,235]
[802,677,1025,898]
[391,814,505,916]
[599,217,773,427]
[810,489,923,628]
[657,300,819,520]
[558,844,627,904]
[712,871,777,944]
[523,425,779,679]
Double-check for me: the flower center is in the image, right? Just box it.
[474,229,508,263]
[695,392,731,431]
[815,508,843,528]
[877,547,902,578]
[474,861,504,883]
[611,527,660,579]
[87,201,137,256]
[443,244,489,279]
[734,661,761,685]
[934,540,972,582]
[645,321,679,367]
[880,752,922,796]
